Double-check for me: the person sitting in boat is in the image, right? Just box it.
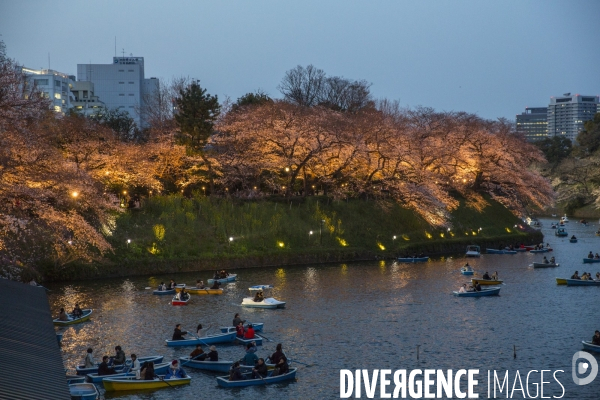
[168,279,177,290]
[550,257,555,264]
[130,354,141,379]
[240,343,258,366]
[596,272,600,281]
[588,252,594,259]
[571,235,577,240]
[543,256,549,264]
[232,313,245,328]
[195,280,205,289]
[491,271,499,280]
[158,282,166,291]
[141,361,155,380]
[235,322,245,338]
[592,331,600,346]
[252,358,269,379]
[595,253,600,259]
[229,361,243,381]
[58,308,71,321]
[190,344,206,361]
[244,324,255,339]
[482,272,491,280]
[172,324,187,340]
[473,282,482,292]
[210,280,221,290]
[98,356,116,376]
[571,271,581,280]
[110,345,126,366]
[271,356,290,377]
[458,284,468,293]
[207,345,218,361]
[84,348,95,368]
[165,360,186,379]
[269,343,285,365]
[178,288,189,301]
[213,270,220,279]
[72,303,83,318]
[253,291,264,302]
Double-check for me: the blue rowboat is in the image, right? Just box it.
[396,257,429,263]
[555,228,568,237]
[207,274,237,284]
[76,355,163,375]
[465,245,480,257]
[514,248,528,252]
[216,368,297,388]
[67,375,86,384]
[486,249,516,254]
[565,279,600,286]
[220,323,263,333]
[529,249,550,253]
[69,383,99,400]
[235,335,263,346]
[460,268,474,275]
[532,262,559,268]
[179,357,234,372]
[165,331,236,347]
[153,289,175,295]
[582,258,600,263]
[453,287,501,297]
[570,238,577,243]
[86,361,170,383]
[582,341,600,353]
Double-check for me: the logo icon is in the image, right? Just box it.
[572,351,598,385]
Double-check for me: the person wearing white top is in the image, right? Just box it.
[130,354,141,379]
[84,348,94,368]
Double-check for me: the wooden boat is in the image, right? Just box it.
[471,278,504,285]
[453,287,501,297]
[486,249,517,254]
[555,228,568,237]
[582,258,600,263]
[153,288,175,295]
[582,341,600,353]
[235,335,263,346]
[460,267,474,275]
[216,368,297,387]
[179,357,234,372]
[177,287,223,295]
[53,309,92,326]
[86,362,170,383]
[172,295,190,306]
[220,322,264,333]
[570,238,578,243]
[532,262,559,268]
[76,355,163,375]
[465,245,480,257]
[396,256,429,263]
[103,375,191,391]
[566,279,600,286]
[165,331,236,347]
[69,383,99,400]
[555,278,567,285]
[207,274,238,284]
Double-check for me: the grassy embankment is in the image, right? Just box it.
[45,194,542,280]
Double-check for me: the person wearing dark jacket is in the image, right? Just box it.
[269,343,285,365]
[111,346,126,366]
[229,362,243,381]
[593,331,600,346]
[98,356,116,376]
[232,313,245,328]
[141,361,155,380]
[207,346,218,361]
[272,356,289,377]
[172,324,187,340]
[252,358,268,379]
[482,272,491,280]
[189,345,206,361]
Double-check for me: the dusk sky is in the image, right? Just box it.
[1,1,599,121]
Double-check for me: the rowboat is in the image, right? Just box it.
[465,245,480,257]
[76,355,164,375]
[529,248,550,253]
[176,287,223,295]
[220,323,264,333]
[582,341,600,353]
[216,368,297,387]
[69,383,99,400]
[555,278,567,285]
[172,295,190,306]
[207,274,237,284]
[396,256,429,263]
[532,262,559,268]
[570,238,577,243]
[486,249,517,254]
[555,228,568,237]
[453,287,501,297]
[471,278,504,285]
[86,361,171,383]
[165,331,237,347]
[153,289,175,295]
[241,285,286,309]
[582,258,600,263]
[235,335,263,346]
[460,267,474,275]
[566,279,600,286]
[53,309,92,326]
[66,375,86,384]
[179,357,234,372]
[103,375,191,391]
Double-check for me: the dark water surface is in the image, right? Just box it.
[49,218,600,399]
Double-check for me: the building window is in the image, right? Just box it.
[129,94,134,96]
[34,78,49,86]
[129,82,134,84]
[54,106,61,112]
[55,80,61,87]
[119,69,124,72]
[54,93,61,99]
[119,82,124,84]
[128,69,134,72]
[119,94,125,96]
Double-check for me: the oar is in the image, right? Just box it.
[257,333,272,342]
[180,354,203,367]
[189,331,209,347]
[158,375,176,388]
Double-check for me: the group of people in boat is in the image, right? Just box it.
[570,271,600,281]
[229,342,290,381]
[458,282,482,293]
[542,256,556,264]
[176,288,190,301]
[85,346,131,376]
[214,270,230,279]
[58,303,84,321]
[587,252,600,259]
[480,271,499,280]
[157,279,178,291]
[253,291,265,302]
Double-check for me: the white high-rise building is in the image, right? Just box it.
[20,67,75,114]
[77,57,159,128]
[547,94,599,141]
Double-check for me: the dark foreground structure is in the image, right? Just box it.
[0,279,70,400]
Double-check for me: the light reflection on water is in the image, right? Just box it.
[48,218,600,399]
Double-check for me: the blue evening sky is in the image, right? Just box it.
[1,1,599,120]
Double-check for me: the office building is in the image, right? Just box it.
[516,107,548,142]
[20,67,75,114]
[77,57,159,128]
[71,81,105,117]
[547,94,599,141]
